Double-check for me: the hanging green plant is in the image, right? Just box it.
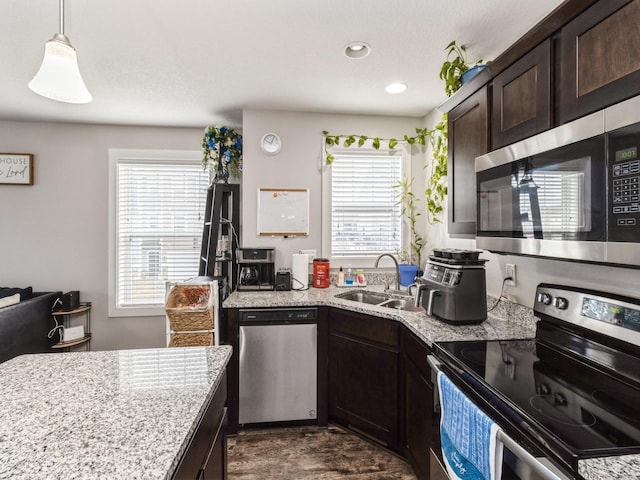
[425,114,448,224]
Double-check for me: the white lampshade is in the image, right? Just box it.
[28,33,92,104]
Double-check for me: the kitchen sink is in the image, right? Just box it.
[335,290,424,312]
[378,298,424,312]
[335,291,390,305]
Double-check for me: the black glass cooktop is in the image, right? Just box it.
[434,336,640,458]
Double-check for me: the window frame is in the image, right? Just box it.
[321,140,412,269]
[108,148,208,317]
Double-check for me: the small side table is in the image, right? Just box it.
[51,304,91,351]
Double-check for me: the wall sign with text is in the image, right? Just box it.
[0,153,34,185]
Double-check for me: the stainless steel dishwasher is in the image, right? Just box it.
[238,308,317,425]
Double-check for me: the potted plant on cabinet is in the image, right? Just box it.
[439,40,486,97]
[394,174,426,286]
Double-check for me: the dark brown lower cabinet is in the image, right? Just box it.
[173,372,228,480]
[225,304,442,479]
[201,408,227,480]
[403,329,434,480]
[328,308,402,454]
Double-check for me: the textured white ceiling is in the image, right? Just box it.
[0,0,564,128]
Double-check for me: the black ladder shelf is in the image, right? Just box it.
[199,183,240,297]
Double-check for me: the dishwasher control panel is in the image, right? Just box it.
[239,307,317,324]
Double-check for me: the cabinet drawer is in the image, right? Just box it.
[329,308,400,348]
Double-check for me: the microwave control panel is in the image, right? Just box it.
[609,137,640,241]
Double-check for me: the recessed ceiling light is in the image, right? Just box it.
[385,82,407,94]
[344,42,370,59]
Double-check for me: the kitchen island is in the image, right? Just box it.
[0,346,231,480]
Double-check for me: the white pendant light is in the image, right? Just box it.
[28,0,92,104]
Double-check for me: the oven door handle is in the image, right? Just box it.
[426,355,571,480]
[427,353,443,373]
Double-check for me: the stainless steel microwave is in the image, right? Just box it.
[475,95,640,267]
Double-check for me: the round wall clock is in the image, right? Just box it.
[261,132,282,155]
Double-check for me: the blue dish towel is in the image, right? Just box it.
[437,371,504,480]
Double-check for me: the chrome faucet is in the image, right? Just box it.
[374,253,400,291]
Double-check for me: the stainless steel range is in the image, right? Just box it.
[431,284,640,479]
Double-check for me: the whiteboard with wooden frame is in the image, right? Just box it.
[257,188,309,236]
[0,153,33,185]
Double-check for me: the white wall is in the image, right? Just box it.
[420,110,640,308]
[0,120,203,351]
[241,109,426,273]
[6,106,631,353]
[0,111,427,351]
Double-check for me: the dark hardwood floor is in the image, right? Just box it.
[227,425,417,479]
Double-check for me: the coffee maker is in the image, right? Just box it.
[237,248,275,291]
[414,249,487,324]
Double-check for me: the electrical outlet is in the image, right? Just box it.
[505,263,516,287]
[300,249,316,263]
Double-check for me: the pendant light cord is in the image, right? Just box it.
[59,0,65,35]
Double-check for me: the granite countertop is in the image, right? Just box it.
[0,345,232,480]
[223,285,538,346]
[223,285,640,480]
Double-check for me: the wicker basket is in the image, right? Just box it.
[165,284,214,332]
[168,332,213,348]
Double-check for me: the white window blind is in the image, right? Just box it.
[330,153,402,258]
[114,155,209,312]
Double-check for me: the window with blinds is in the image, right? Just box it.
[330,153,402,258]
[109,150,209,316]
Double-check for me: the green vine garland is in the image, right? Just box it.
[322,128,428,165]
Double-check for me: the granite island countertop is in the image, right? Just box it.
[223,285,640,480]
[0,346,232,480]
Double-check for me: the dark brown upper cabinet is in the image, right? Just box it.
[447,86,489,237]
[558,0,640,124]
[491,40,552,149]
